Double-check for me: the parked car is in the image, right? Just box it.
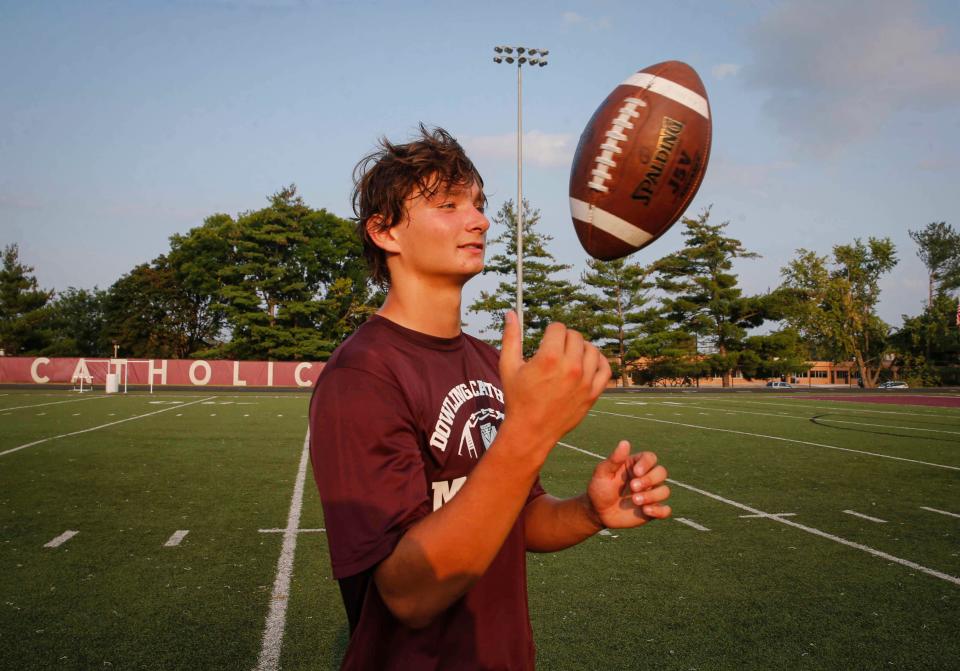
[766,381,792,389]
[878,380,909,389]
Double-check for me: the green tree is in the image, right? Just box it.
[909,222,960,303]
[0,244,53,355]
[579,257,658,386]
[780,237,898,388]
[102,260,189,358]
[892,292,960,385]
[654,208,774,387]
[42,287,108,356]
[469,200,583,356]
[209,185,375,360]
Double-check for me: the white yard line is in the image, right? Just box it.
[590,409,960,472]
[843,510,888,523]
[254,430,311,671]
[645,401,960,437]
[0,396,217,457]
[675,517,710,531]
[258,528,325,534]
[556,441,960,587]
[164,530,190,547]
[44,530,78,548]
[687,397,960,419]
[0,395,110,413]
[920,506,960,519]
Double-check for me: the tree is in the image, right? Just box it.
[0,244,53,355]
[579,257,658,386]
[102,260,189,358]
[469,200,583,356]
[42,287,108,356]
[780,237,897,388]
[209,185,375,360]
[654,208,775,387]
[892,292,960,385]
[908,222,960,304]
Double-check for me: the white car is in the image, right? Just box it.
[878,380,909,389]
[766,381,792,389]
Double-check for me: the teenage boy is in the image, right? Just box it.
[310,126,671,670]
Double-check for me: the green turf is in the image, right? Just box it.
[1,389,957,669]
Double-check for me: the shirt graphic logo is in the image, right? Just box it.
[459,408,505,458]
[429,379,505,455]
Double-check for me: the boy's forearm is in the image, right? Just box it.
[523,493,603,552]
[373,419,548,628]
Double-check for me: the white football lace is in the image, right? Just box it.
[587,97,647,193]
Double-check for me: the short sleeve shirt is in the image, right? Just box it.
[309,315,544,670]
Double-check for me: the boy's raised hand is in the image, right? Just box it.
[498,310,610,461]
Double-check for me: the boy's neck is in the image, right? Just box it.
[377,281,464,338]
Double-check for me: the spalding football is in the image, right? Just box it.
[569,61,711,261]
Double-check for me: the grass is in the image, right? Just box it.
[0,388,957,669]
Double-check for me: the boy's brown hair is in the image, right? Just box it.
[352,125,486,286]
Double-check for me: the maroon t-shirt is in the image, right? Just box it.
[310,315,544,671]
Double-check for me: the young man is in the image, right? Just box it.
[310,126,671,670]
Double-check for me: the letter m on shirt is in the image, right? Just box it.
[431,476,467,511]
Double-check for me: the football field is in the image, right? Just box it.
[1,388,957,670]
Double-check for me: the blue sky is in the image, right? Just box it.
[2,0,959,334]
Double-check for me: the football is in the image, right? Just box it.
[569,60,712,261]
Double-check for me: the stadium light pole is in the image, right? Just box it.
[493,45,548,338]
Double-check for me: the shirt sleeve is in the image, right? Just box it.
[310,366,431,579]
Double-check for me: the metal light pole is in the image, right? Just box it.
[493,45,548,337]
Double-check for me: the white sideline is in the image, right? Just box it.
[44,530,78,548]
[648,400,960,437]
[0,396,217,457]
[164,530,190,547]
[254,430,311,671]
[920,506,960,519]
[591,409,960,472]
[0,395,109,413]
[556,441,960,587]
[843,510,888,523]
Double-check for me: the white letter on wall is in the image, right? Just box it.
[149,359,168,386]
[232,361,247,387]
[294,362,313,388]
[31,357,51,383]
[189,361,212,386]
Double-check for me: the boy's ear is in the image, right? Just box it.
[366,215,402,254]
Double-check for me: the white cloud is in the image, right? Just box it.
[712,63,741,79]
[561,11,610,30]
[463,131,574,168]
[743,0,960,154]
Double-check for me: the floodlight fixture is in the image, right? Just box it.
[490,44,550,335]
